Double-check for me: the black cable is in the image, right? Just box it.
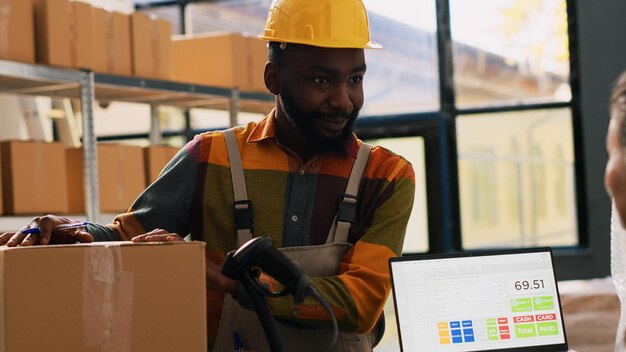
[240,270,284,352]
[238,266,338,351]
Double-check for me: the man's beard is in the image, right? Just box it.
[280,90,359,156]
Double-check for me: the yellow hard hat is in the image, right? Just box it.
[259,0,382,49]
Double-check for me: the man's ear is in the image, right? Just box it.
[264,62,280,95]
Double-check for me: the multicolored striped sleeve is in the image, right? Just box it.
[104,136,202,240]
[265,147,416,335]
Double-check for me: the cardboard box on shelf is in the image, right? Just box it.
[0,0,35,63]
[0,140,69,214]
[144,145,179,185]
[66,144,146,214]
[0,241,207,351]
[172,32,247,89]
[246,34,269,93]
[34,0,71,68]
[34,0,95,69]
[0,151,3,215]
[172,32,269,92]
[65,147,83,213]
[131,12,171,80]
[68,0,94,70]
[93,8,132,75]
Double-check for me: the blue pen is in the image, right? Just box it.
[233,331,245,351]
[20,222,90,235]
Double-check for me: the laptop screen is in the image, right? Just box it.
[389,248,568,352]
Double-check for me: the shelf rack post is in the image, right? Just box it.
[229,88,240,127]
[80,71,100,222]
[149,104,162,144]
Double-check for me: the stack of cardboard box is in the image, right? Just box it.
[171,31,268,91]
[0,140,69,214]
[0,142,206,350]
[0,2,249,350]
[0,0,172,79]
[34,0,171,79]
[0,141,180,216]
[0,0,35,63]
[0,0,269,91]
[65,144,147,214]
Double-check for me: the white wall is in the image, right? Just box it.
[0,95,27,140]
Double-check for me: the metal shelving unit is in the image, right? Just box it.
[0,59,274,226]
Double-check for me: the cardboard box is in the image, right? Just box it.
[66,144,146,214]
[0,149,3,215]
[93,8,132,75]
[246,35,268,93]
[144,145,179,185]
[98,144,146,212]
[172,32,269,92]
[0,0,35,63]
[131,12,171,79]
[0,241,207,351]
[0,140,68,214]
[34,0,95,69]
[68,0,94,69]
[34,0,71,67]
[65,147,84,213]
[172,32,247,89]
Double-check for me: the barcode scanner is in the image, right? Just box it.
[221,236,338,352]
[222,236,311,304]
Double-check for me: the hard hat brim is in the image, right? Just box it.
[258,35,383,50]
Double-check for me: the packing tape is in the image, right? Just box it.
[83,244,133,352]
[0,0,10,57]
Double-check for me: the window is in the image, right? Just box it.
[361,0,439,115]
[137,0,611,279]
[450,0,570,108]
[456,109,577,248]
[365,136,429,253]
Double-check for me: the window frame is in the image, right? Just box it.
[356,112,447,252]
[134,0,616,280]
[360,0,602,280]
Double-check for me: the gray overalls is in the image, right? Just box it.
[211,129,375,352]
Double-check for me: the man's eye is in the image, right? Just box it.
[350,76,363,85]
[313,77,330,85]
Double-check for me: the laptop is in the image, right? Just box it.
[388,247,569,352]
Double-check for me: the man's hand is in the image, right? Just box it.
[206,258,238,296]
[0,215,93,247]
[132,229,238,295]
[131,228,185,242]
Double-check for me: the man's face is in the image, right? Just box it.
[605,110,626,225]
[277,45,366,155]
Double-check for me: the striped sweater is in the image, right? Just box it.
[93,110,415,348]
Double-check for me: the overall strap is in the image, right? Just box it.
[223,128,253,248]
[326,142,372,244]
